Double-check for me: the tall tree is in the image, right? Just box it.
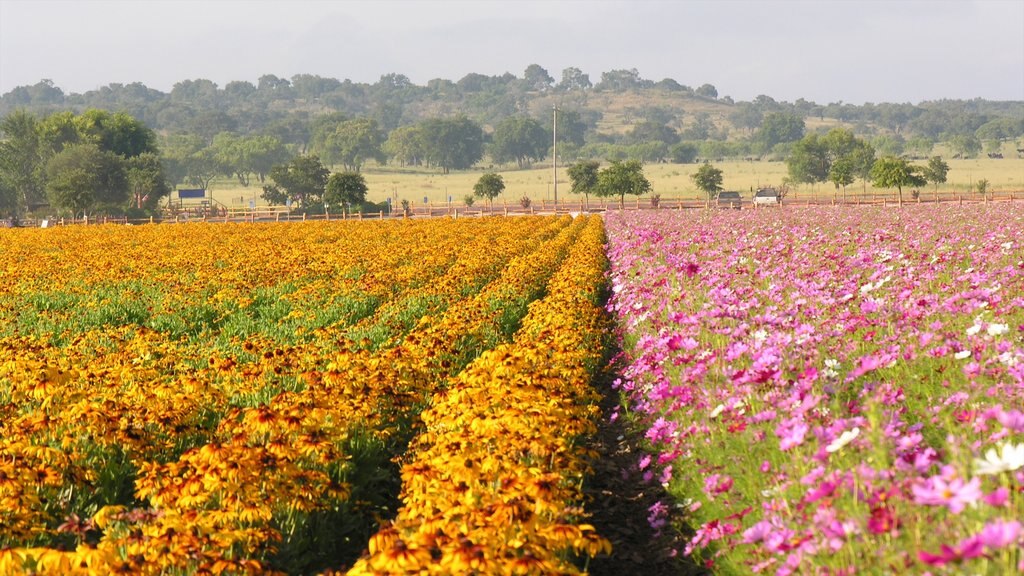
[384,125,428,166]
[596,159,651,206]
[318,118,386,171]
[45,143,128,216]
[490,116,549,168]
[755,112,805,153]
[125,152,171,210]
[261,155,329,209]
[557,67,591,92]
[523,64,554,92]
[0,110,45,212]
[419,116,484,174]
[473,172,505,206]
[870,156,926,204]
[324,171,368,213]
[921,156,950,192]
[691,162,724,199]
[567,160,600,205]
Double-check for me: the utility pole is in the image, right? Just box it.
[552,105,558,210]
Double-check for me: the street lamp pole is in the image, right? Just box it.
[552,105,558,210]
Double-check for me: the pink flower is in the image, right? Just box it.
[911,475,983,514]
[976,519,1022,549]
[776,418,809,451]
[918,540,985,565]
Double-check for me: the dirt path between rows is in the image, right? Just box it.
[583,365,711,576]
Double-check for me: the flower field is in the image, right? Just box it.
[0,216,612,575]
[605,205,1024,574]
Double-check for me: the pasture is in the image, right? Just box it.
[204,155,1024,209]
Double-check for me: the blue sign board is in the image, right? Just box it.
[178,189,205,199]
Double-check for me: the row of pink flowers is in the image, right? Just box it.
[604,204,1024,574]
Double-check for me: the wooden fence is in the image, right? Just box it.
[14,190,1024,228]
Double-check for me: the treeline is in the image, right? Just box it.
[3,66,1022,156]
[2,66,1023,218]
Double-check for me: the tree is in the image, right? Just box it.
[755,112,805,153]
[949,134,982,158]
[870,156,926,204]
[557,67,591,92]
[786,133,829,184]
[473,172,505,206]
[261,155,329,209]
[0,109,45,212]
[385,124,428,166]
[212,133,288,186]
[976,178,989,196]
[695,83,718,99]
[828,156,855,199]
[73,109,157,158]
[419,116,484,173]
[921,156,950,192]
[628,121,679,145]
[596,159,651,207]
[490,116,549,168]
[315,118,386,172]
[691,162,723,199]
[567,160,600,205]
[125,152,170,210]
[324,171,368,213]
[161,134,224,191]
[45,143,128,216]
[523,64,554,92]
[669,142,699,164]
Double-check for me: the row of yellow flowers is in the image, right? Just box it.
[348,215,612,575]
[0,216,603,574]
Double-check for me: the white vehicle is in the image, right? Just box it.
[752,187,781,205]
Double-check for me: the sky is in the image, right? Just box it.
[1,0,1022,105]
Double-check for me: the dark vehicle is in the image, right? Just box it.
[717,191,742,209]
[753,187,781,205]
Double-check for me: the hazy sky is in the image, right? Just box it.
[1,0,1022,104]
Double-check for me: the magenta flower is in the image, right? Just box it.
[975,519,1022,549]
[911,475,983,514]
[918,539,985,565]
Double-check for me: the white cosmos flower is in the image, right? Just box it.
[966,324,982,336]
[826,427,860,453]
[987,323,1010,336]
[974,442,1024,476]
[954,350,972,360]
[709,404,725,419]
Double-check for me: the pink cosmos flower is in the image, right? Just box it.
[911,475,983,514]
[918,540,985,565]
[976,519,1022,549]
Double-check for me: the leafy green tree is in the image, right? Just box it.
[557,67,591,92]
[921,156,950,192]
[828,157,855,198]
[628,121,679,145]
[691,161,723,199]
[871,134,905,157]
[161,134,223,191]
[419,116,484,174]
[324,171,368,213]
[523,64,554,92]
[949,134,982,158]
[317,118,386,172]
[490,116,549,168]
[567,160,600,204]
[870,156,926,204]
[754,112,804,153]
[0,110,45,212]
[669,142,699,164]
[73,109,157,158]
[473,172,505,205]
[45,143,128,216]
[729,104,763,134]
[597,159,651,206]
[695,83,718,98]
[0,178,16,217]
[554,110,587,147]
[976,178,989,196]
[261,155,329,209]
[212,133,288,186]
[125,152,170,210]
[786,133,829,184]
[384,125,428,166]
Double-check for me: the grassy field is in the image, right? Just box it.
[203,154,1024,208]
